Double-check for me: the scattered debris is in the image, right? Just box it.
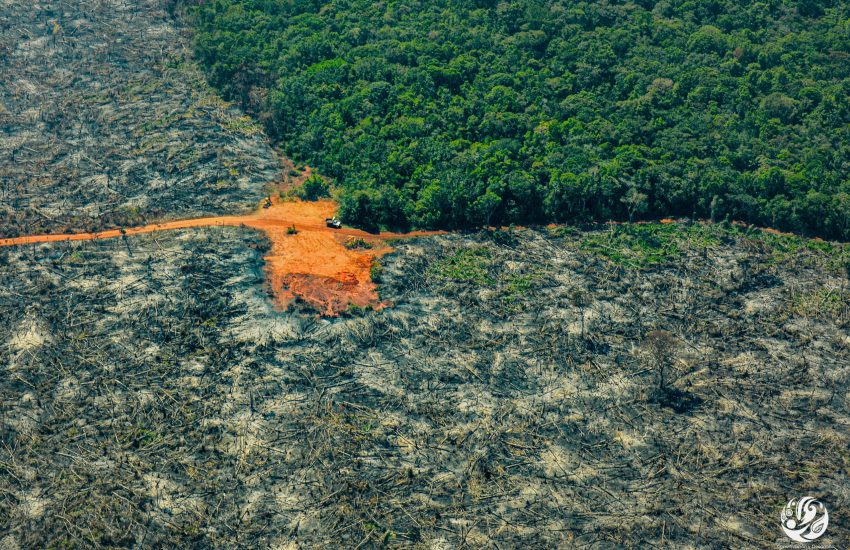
[0,0,279,239]
[1,224,847,547]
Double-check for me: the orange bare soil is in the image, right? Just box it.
[0,192,443,316]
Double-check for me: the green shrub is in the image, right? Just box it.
[296,175,330,201]
[430,247,494,285]
[369,261,383,283]
[344,237,373,250]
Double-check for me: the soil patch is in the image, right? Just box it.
[0,192,442,315]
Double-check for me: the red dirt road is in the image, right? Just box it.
[0,200,436,246]
[0,198,443,315]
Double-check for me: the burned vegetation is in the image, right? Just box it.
[0,0,279,239]
[1,222,848,548]
[1,1,849,548]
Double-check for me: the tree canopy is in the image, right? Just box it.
[189,0,850,238]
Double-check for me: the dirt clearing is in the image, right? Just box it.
[0,195,443,315]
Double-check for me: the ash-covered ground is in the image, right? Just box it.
[1,0,848,548]
[0,0,279,238]
[1,223,848,548]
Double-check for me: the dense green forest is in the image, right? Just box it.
[187,0,850,236]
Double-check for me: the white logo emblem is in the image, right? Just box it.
[781,496,829,542]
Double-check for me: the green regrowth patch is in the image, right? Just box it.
[430,247,495,285]
[222,114,263,137]
[428,244,541,311]
[499,271,542,313]
[343,303,374,317]
[580,224,685,269]
[576,220,850,274]
[369,260,383,283]
[755,231,850,274]
[791,287,850,320]
[344,238,373,250]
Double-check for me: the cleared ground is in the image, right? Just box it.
[1,222,849,548]
[0,0,279,238]
[0,196,443,315]
[1,1,848,548]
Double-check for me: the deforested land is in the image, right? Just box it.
[1,221,849,547]
[0,0,279,239]
[1,0,849,548]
